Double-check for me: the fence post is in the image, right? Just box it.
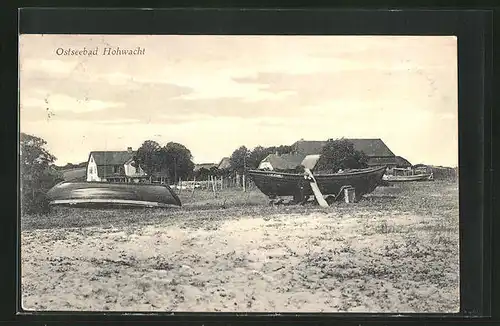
[211,175,217,198]
[191,176,196,197]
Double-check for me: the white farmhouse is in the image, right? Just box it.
[86,147,148,183]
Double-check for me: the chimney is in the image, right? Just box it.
[127,147,133,153]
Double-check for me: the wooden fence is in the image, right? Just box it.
[172,175,255,192]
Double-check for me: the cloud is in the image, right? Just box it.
[18,35,458,167]
[95,72,135,86]
[166,70,296,102]
[95,119,142,125]
[21,59,80,75]
[21,93,125,113]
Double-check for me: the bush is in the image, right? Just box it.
[315,138,369,173]
[22,190,52,215]
[21,168,63,215]
[20,133,62,215]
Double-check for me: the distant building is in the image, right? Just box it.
[218,157,231,170]
[86,147,148,182]
[194,163,218,172]
[256,138,412,171]
[290,138,409,168]
[258,153,306,171]
[394,156,412,168]
[301,154,321,170]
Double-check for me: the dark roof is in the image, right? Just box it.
[292,140,325,156]
[194,163,217,171]
[366,157,398,166]
[292,138,395,157]
[261,153,306,171]
[218,157,231,170]
[90,151,135,166]
[348,139,395,157]
[395,156,412,167]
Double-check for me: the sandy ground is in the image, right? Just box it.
[21,181,459,312]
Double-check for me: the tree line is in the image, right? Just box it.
[20,132,369,214]
[135,138,369,181]
[132,140,195,183]
[134,141,296,181]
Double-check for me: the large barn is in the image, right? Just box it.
[290,138,411,168]
[257,138,412,171]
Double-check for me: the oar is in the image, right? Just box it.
[303,168,329,207]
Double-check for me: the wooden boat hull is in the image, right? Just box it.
[46,181,182,208]
[382,173,433,182]
[248,166,386,200]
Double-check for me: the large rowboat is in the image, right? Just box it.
[248,166,386,202]
[46,181,182,208]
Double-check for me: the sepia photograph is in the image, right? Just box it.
[19,34,459,313]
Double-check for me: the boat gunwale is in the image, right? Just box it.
[383,173,433,182]
[49,199,179,207]
[248,165,387,178]
[56,181,174,187]
[385,173,432,178]
[48,181,182,207]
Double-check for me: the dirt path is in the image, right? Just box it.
[21,202,459,312]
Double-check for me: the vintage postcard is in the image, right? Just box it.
[19,34,459,312]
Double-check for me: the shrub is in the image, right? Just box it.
[20,133,62,215]
[315,138,369,173]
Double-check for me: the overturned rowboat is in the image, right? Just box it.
[248,166,386,204]
[46,181,182,208]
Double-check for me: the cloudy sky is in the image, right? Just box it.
[19,35,458,167]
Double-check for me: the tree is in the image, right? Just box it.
[229,146,250,174]
[20,133,63,214]
[315,138,369,173]
[248,146,269,170]
[134,140,195,182]
[194,167,211,181]
[247,144,295,170]
[276,145,294,155]
[133,140,162,176]
[160,142,195,182]
[209,166,220,177]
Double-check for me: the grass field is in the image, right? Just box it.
[20,180,460,313]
